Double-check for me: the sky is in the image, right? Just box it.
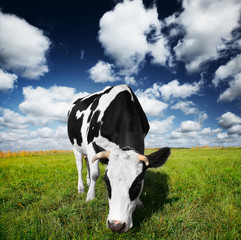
[0,0,241,151]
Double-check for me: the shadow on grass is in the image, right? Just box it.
[132,170,176,230]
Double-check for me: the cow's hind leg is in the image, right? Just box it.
[84,155,91,187]
[73,148,84,193]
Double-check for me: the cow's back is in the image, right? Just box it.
[67,85,149,154]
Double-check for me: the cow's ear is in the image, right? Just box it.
[146,147,171,168]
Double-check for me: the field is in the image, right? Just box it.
[0,148,241,239]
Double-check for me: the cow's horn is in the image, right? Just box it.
[138,155,149,166]
[92,151,110,163]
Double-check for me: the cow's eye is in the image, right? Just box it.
[129,172,144,201]
[104,171,112,199]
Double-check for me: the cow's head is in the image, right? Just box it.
[92,147,170,233]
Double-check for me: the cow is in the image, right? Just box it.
[67,85,170,233]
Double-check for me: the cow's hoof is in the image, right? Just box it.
[78,188,84,194]
[86,194,95,201]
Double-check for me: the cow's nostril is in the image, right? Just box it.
[108,220,126,233]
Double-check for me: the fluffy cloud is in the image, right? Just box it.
[89,61,137,85]
[213,54,241,86]
[171,101,198,115]
[0,125,70,151]
[89,60,119,83]
[0,69,17,91]
[0,108,28,129]
[135,87,168,116]
[165,114,213,147]
[0,85,90,151]
[209,112,241,145]
[96,0,241,88]
[98,0,170,77]
[212,54,241,102]
[159,80,202,101]
[218,73,241,102]
[136,80,202,103]
[174,0,241,72]
[149,116,175,134]
[0,10,50,79]
[19,86,89,123]
[201,127,221,135]
[137,95,168,117]
[227,125,241,135]
[217,112,241,130]
[179,120,201,133]
[216,131,241,144]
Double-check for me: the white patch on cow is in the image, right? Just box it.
[76,110,82,119]
[105,148,144,231]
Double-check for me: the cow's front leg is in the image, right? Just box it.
[86,159,100,201]
[73,149,84,193]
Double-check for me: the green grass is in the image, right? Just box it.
[0,148,241,239]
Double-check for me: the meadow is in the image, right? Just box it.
[0,148,240,239]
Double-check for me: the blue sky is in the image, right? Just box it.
[0,0,241,151]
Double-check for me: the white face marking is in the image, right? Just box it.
[105,150,145,232]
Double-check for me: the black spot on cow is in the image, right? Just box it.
[68,112,84,145]
[104,171,112,199]
[101,90,149,154]
[87,110,101,144]
[92,142,109,164]
[129,168,146,201]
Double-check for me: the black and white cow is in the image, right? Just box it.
[67,85,170,233]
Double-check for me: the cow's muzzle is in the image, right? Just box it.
[108,220,126,233]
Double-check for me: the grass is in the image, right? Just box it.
[0,148,241,239]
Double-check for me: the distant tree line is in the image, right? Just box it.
[0,150,73,158]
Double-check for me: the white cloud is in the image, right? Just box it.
[0,69,17,91]
[149,116,175,134]
[212,54,241,102]
[198,112,208,123]
[0,10,50,79]
[174,0,241,72]
[19,86,89,123]
[165,117,207,147]
[159,80,202,101]
[218,72,241,102]
[171,101,198,115]
[149,35,170,66]
[124,76,137,86]
[0,108,27,129]
[0,107,51,129]
[213,54,241,87]
[217,112,241,129]
[211,112,241,145]
[98,0,170,77]
[217,132,229,140]
[135,87,168,116]
[36,127,54,138]
[138,95,168,117]
[179,120,201,133]
[0,125,70,151]
[201,127,221,135]
[136,80,202,104]
[89,60,119,83]
[227,125,241,135]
